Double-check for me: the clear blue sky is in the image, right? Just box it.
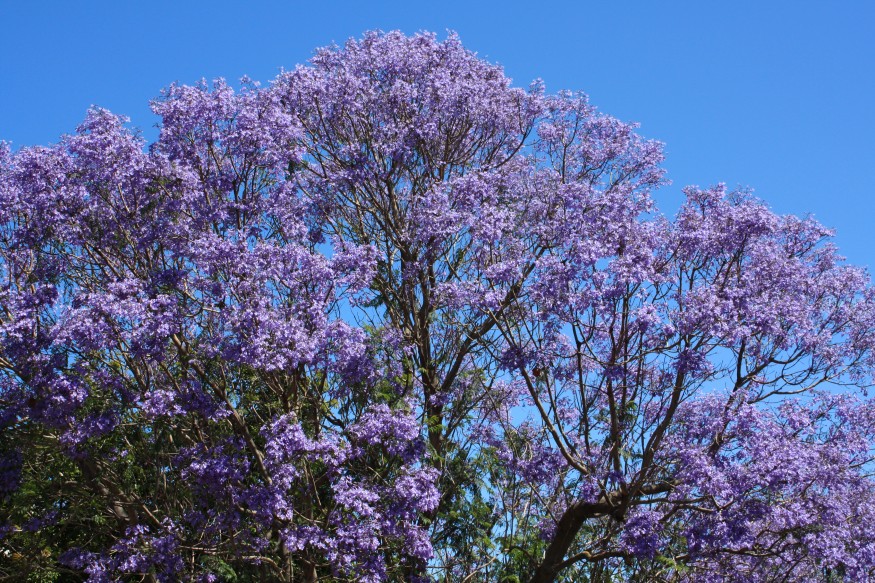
[2,1,874,266]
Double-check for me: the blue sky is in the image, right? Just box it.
[2,1,874,266]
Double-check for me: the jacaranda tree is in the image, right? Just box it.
[2,30,875,582]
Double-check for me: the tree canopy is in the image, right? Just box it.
[2,30,875,582]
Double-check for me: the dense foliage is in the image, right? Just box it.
[2,31,875,582]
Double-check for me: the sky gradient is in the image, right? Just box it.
[2,1,873,265]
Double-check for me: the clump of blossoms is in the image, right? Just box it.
[2,31,875,582]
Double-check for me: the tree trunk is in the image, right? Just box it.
[301,560,318,583]
[529,500,593,583]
